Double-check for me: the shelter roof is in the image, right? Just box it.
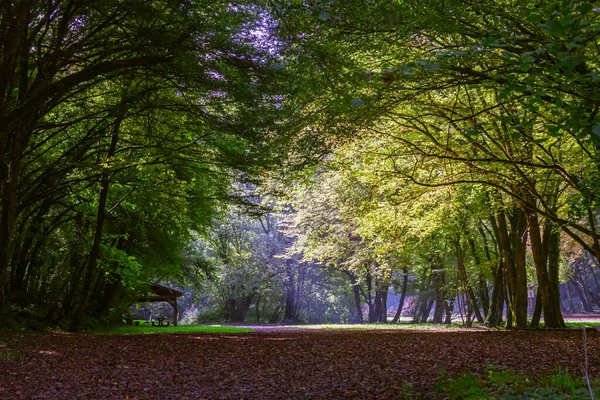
[149,283,183,298]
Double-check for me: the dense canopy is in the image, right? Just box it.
[0,0,599,333]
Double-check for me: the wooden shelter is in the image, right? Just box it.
[138,283,183,326]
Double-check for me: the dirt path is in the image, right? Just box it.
[1,329,599,399]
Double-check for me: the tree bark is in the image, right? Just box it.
[229,296,253,323]
[284,260,298,322]
[530,289,542,328]
[371,290,382,323]
[379,288,388,323]
[391,268,409,324]
[455,242,477,327]
[0,126,28,308]
[345,271,363,323]
[496,206,528,328]
[569,278,592,312]
[527,211,564,328]
[69,115,122,332]
[444,295,455,324]
[486,261,505,327]
[546,222,565,327]
[467,234,490,318]
[432,264,445,324]
[468,286,485,324]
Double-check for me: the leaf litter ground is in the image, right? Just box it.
[1,328,599,399]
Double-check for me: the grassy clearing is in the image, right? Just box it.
[564,321,600,328]
[301,323,470,331]
[94,318,600,335]
[101,324,253,335]
[300,319,600,331]
[85,315,600,335]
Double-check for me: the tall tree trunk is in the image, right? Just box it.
[391,267,408,324]
[229,296,253,323]
[422,297,435,323]
[69,115,122,332]
[10,197,51,290]
[564,282,575,313]
[432,264,445,324]
[255,296,260,323]
[96,280,121,317]
[365,272,379,323]
[586,258,600,293]
[345,271,363,323]
[530,289,543,328]
[268,304,283,324]
[371,290,383,323]
[468,286,485,323]
[486,261,505,327]
[478,276,490,318]
[467,234,490,318]
[0,129,28,309]
[546,222,565,327]
[379,288,388,323]
[0,0,35,303]
[444,294,455,324]
[284,260,298,322]
[496,206,528,328]
[573,263,594,310]
[569,278,593,312]
[413,270,434,323]
[455,243,474,327]
[527,212,564,328]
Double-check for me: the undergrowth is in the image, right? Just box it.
[432,366,600,399]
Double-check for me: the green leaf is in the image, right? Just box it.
[482,37,500,46]
[527,14,543,23]
[541,20,565,37]
[587,72,600,82]
[578,2,594,14]
[520,52,535,64]
[548,126,562,137]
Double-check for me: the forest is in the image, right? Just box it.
[2,0,600,398]
[2,0,599,332]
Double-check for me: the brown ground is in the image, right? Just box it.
[1,328,599,399]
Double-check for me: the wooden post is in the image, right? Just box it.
[173,297,178,326]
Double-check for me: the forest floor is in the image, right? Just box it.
[1,327,600,399]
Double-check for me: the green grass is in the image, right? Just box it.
[291,323,480,331]
[99,318,600,335]
[100,324,253,335]
[438,373,490,399]
[434,366,600,400]
[0,349,22,361]
[564,321,600,328]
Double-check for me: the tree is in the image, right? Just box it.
[281,0,600,327]
[0,1,312,330]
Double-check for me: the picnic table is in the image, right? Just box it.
[152,316,170,327]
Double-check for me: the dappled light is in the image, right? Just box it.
[1,0,600,398]
[38,350,58,356]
